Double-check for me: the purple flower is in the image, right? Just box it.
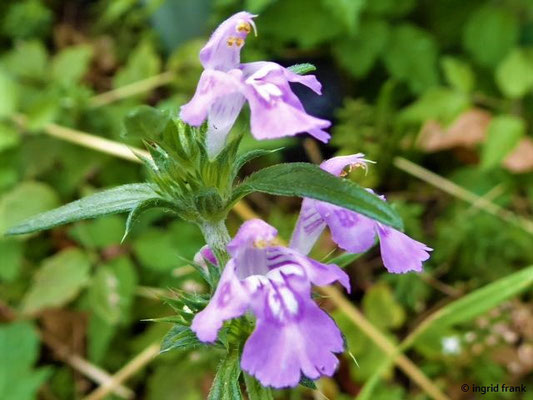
[180,12,331,158]
[290,154,432,273]
[191,219,349,388]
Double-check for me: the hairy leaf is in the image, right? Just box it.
[6,183,161,235]
[233,163,403,230]
[208,347,243,400]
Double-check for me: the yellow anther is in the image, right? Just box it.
[236,20,251,33]
[254,237,282,249]
[254,239,268,249]
[235,38,244,47]
[226,37,235,46]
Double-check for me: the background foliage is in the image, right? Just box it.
[0,0,532,399]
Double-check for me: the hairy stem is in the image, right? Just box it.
[199,220,231,267]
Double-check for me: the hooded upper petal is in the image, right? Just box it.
[376,224,433,273]
[199,12,256,71]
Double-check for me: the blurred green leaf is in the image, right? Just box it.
[321,0,365,33]
[1,0,52,40]
[22,248,91,314]
[401,87,469,124]
[6,183,160,236]
[495,48,533,98]
[412,265,533,342]
[69,216,125,249]
[364,0,416,17]
[208,347,243,400]
[88,256,137,324]
[383,24,439,93]
[334,19,390,78]
[0,321,50,400]
[114,41,161,90]
[0,68,19,117]
[2,40,48,80]
[0,181,59,236]
[260,0,343,48]
[441,56,475,93]
[0,123,20,152]
[52,45,93,84]
[363,284,406,330]
[0,238,23,282]
[463,5,519,67]
[245,0,275,13]
[234,163,403,230]
[123,105,171,140]
[481,115,525,169]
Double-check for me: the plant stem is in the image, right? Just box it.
[199,220,231,267]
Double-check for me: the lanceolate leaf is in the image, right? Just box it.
[244,373,273,400]
[6,183,161,235]
[160,324,204,354]
[233,148,283,179]
[122,197,179,242]
[208,346,243,400]
[233,163,403,230]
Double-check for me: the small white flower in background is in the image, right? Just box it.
[441,336,461,355]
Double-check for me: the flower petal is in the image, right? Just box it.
[205,93,246,158]
[180,69,242,126]
[199,11,256,71]
[227,219,278,257]
[315,201,377,254]
[193,245,217,268]
[242,278,343,388]
[289,198,326,255]
[191,259,249,342]
[320,153,371,176]
[376,224,432,273]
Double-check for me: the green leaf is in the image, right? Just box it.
[320,0,365,33]
[0,238,23,282]
[52,45,93,84]
[245,0,275,13]
[0,181,59,236]
[233,148,283,179]
[334,19,390,78]
[122,105,171,140]
[87,257,137,324]
[363,284,406,330]
[401,87,469,124]
[234,163,403,230]
[364,0,416,17]
[383,24,439,93]
[286,63,316,75]
[22,248,91,314]
[412,265,533,341]
[299,376,317,390]
[244,373,273,400]
[208,347,243,400]
[481,115,525,169]
[113,40,161,90]
[0,68,19,118]
[3,40,48,80]
[6,183,160,235]
[160,324,204,354]
[441,56,475,93]
[495,48,533,99]
[0,123,20,152]
[463,5,519,67]
[123,198,177,242]
[260,0,343,48]
[326,252,362,268]
[0,321,51,400]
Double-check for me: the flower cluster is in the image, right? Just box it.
[180,12,331,158]
[182,11,432,390]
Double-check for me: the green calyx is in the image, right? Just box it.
[124,106,240,223]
